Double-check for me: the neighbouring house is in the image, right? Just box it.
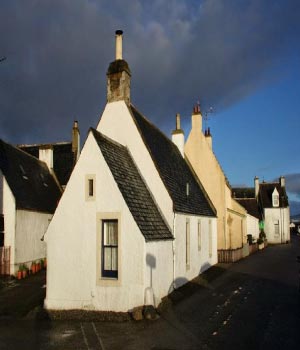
[233,195,260,243]
[233,176,290,244]
[0,139,62,275]
[18,121,80,188]
[44,30,218,313]
[184,106,247,262]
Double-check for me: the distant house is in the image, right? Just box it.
[233,196,260,243]
[233,176,290,244]
[0,140,61,275]
[184,106,247,262]
[44,31,217,313]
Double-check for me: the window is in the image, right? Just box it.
[102,220,118,278]
[88,179,94,197]
[272,188,279,207]
[186,219,190,269]
[209,220,212,258]
[85,175,95,200]
[274,221,279,237]
[198,220,201,251]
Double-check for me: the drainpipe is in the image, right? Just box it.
[172,213,176,291]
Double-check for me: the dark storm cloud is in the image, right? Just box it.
[0,0,300,144]
[285,174,300,200]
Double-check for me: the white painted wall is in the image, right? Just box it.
[2,176,16,274]
[145,240,173,307]
[45,134,146,312]
[14,210,50,270]
[173,214,217,289]
[264,207,290,244]
[97,101,174,228]
[246,214,259,241]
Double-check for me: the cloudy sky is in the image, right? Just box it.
[1,0,300,214]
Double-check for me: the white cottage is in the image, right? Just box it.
[44,30,217,313]
[255,176,290,244]
[0,139,62,275]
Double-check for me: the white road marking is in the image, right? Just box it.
[92,322,106,350]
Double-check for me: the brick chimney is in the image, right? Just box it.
[72,120,80,163]
[107,30,131,105]
[172,113,185,157]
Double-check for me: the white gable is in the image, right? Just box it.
[97,101,174,228]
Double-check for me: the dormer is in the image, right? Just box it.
[272,187,279,207]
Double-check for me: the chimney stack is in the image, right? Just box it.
[72,120,80,163]
[107,30,131,105]
[205,127,212,149]
[191,103,202,133]
[172,113,185,157]
[254,176,259,198]
[279,176,285,188]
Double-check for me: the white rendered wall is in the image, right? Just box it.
[246,214,259,241]
[45,134,146,312]
[145,240,173,307]
[2,176,16,274]
[97,101,174,228]
[14,210,49,269]
[173,214,217,289]
[264,207,290,244]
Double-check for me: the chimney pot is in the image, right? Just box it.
[115,30,123,60]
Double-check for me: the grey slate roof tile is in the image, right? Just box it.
[91,129,173,242]
[129,105,216,217]
[19,143,75,187]
[0,139,62,214]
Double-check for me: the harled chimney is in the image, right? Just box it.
[172,113,185,157]
[254,176,259,198]
[72,120,80,163]
[107,30,131,105]
[191,103,202,133]
[205,127,212,149]
[279,176,285,188]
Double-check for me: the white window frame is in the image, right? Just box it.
[198,219,202,252]
[96,212,121,286]
[209,219,213,258]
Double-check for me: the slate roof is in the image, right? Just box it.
[129,105,216,217]
[259,182,289,208]
[235,198,261,220]
[19,143,75,186]
[0,139,62,214]
[232,187,255,199]
[91,129,173,242]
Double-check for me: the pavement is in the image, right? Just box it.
[0,269,46,319]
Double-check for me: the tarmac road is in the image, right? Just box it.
[0,235,299,350]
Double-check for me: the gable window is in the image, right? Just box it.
[85,175,95,200]
[272,188,279,207]
[88,179,94,197]
[102,220,118,278]
[186,219,190,270]
[198,220,202,251]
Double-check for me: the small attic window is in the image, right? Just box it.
[272,188,279,207]
[19,165,28,180]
